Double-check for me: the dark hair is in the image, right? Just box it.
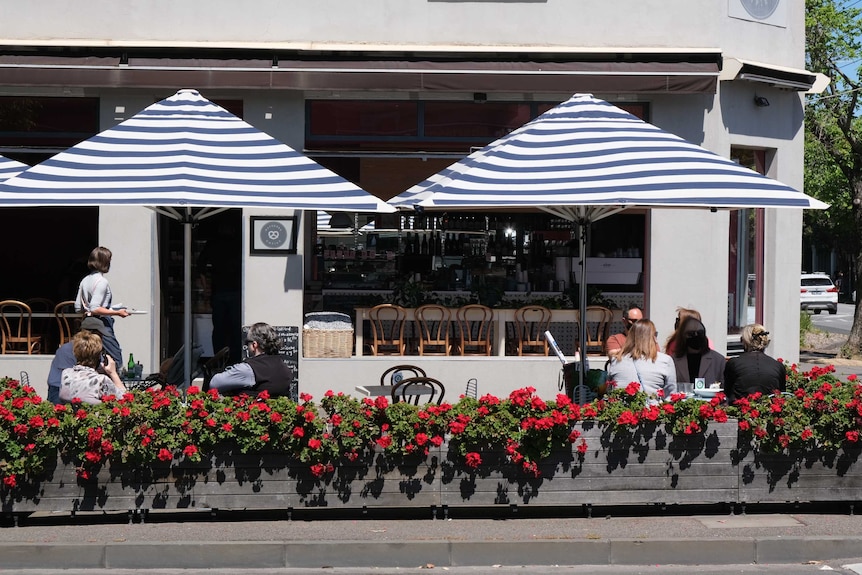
[87,246,113,273]
[670,317,707,358]
[665,307,703,353]
[246,322,282,355]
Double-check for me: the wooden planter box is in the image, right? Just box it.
[4,421,862,516]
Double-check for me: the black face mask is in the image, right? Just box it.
[686,332,707,351]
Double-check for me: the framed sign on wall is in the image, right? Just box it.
[250,216,299,255]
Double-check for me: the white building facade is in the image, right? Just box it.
[0,0,820,399]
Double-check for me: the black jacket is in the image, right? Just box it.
[724,351,786,404]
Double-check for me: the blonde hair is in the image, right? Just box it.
[740,323,770,352]
[72,329,104,369]
[614,318,658,362]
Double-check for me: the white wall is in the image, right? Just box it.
[1,1,803,67]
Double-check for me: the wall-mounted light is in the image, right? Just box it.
[754,96,770,107]
[473,92,487,104]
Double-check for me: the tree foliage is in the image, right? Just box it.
[805,0,862,355]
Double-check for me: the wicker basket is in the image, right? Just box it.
[302,312,354,358]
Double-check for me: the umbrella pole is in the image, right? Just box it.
[183,212,192,390]
[578,219,588,393]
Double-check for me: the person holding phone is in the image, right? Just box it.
[59,330,127,404]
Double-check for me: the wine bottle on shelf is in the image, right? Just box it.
[412,233,420,255]
[404,232,414,255]
[420,234,429,255]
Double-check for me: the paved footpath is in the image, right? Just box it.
[4,509,862,569]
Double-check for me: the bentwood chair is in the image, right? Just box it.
[415,304,452,356]
[455,304,494,356]
[580,306,614,356]
[54,300,79,348]
[379,364,427,387]
[367,304,407,356]
[513,305,552,356]
[390,376,446,406]
[0,300,42,354]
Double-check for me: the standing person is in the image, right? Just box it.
[606,319,676,401]
[724,324,786,404]
[670,317,726,388]
[605,304,643,354]
[59,330,127,404]
[208,322,293,397]
[197,221,242,363]
[75,246,129,365]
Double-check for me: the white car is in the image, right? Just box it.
[801,272,838,315]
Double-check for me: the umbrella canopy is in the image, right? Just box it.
[0,89,393,386]
[390,93,827,391]
[0,154,26,182]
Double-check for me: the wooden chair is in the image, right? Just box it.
[579,306,614,356]
[367,304,407,356]
[25,297,53,352]
[390,376,446,406]
[380,364,427,387]
[513,305,552,356]
[415,304,452,356]
[0,300,42,354]
[54,300,79,348]
[455,304,494,356]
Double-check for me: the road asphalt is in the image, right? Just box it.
[2,353,862,571]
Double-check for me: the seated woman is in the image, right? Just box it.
[606,319,676,401]
[724,323,786,404]
[59,330,127,404]
[670,317,726,390]
[208,322,293,397]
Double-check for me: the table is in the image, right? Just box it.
[355,384,433,397]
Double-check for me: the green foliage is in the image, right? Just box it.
[736,364,861,452]
[800,311,814,346]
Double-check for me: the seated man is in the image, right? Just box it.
[208,322,293,397]
[605,304,643,355]
[47,341,76,405]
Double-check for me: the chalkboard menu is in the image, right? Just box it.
[241,325,299,401]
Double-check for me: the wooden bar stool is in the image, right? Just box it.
[367,304,407,356]
[415,304,452,356]
[513,305,552,356]
[455,304,493,356]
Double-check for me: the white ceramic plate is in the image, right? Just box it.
[693,387,722,398]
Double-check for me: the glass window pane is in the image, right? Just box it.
[424,102,530,139]
[308,101,418,137]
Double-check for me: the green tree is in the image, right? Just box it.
[805,0,862,356]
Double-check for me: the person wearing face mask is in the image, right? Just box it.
[664,307,714,355]
[723,324,786,404]
[605,304,643,354]
[670,317,726,391]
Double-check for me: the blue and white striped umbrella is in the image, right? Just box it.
[0,154,26,182]
[0,89,392,386]
[0,89,393,214]
[391,93,826,391]
[392,93,827,215]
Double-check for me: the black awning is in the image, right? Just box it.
[0,53,720,94]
